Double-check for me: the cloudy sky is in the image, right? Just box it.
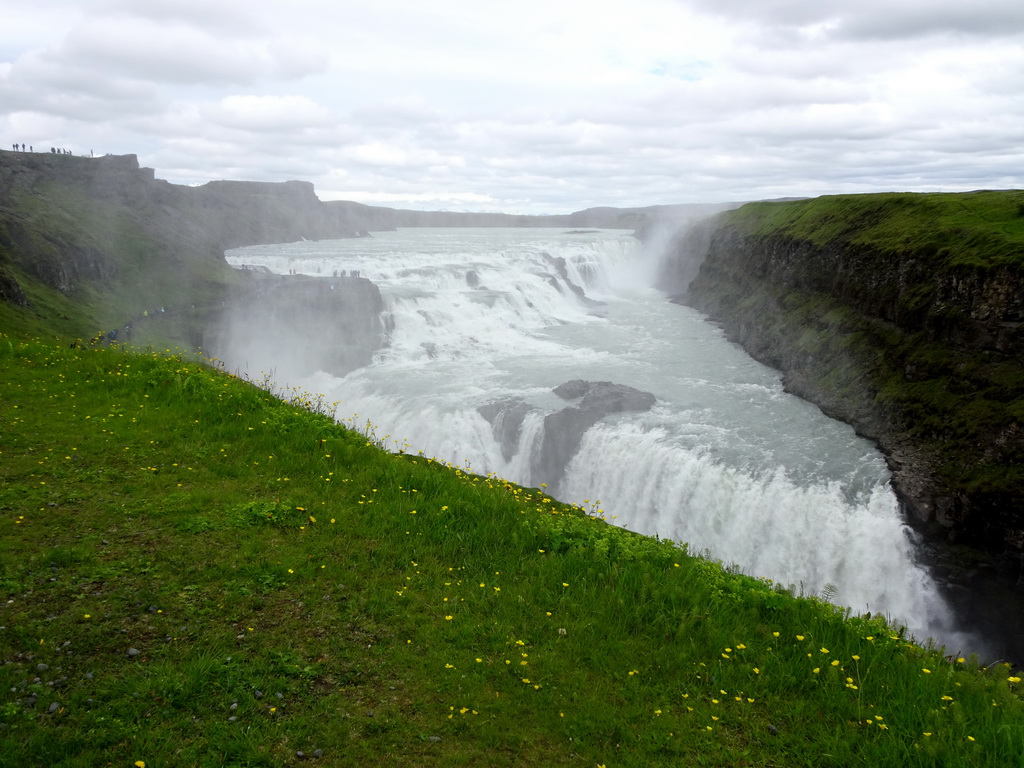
[2,0,1022,213]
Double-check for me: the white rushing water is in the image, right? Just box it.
[226,227,956,646]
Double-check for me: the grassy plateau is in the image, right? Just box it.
[721,190,1024,267]
[2,335,1023,767]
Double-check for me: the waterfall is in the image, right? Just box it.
[225,227,959,649]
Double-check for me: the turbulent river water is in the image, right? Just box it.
[225,227,978,655]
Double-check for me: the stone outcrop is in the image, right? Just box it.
[204,274,387,379]
[477,381,658,489]
[0,150,400,342]
[477,398,535,462]
[540,252,603,309]
[0,263,26,306]
[533,380,656,490]
[669,192,1024,564]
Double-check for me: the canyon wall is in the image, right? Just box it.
[668,192,1024,561]
[0,150,399,365]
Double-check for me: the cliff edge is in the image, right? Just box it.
[669,191,1024,562]
[0,151,385,338]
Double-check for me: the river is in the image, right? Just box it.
[224,226,982,657]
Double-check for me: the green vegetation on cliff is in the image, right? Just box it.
[1,183,235,336]
[3,336,1024,767]
[0,154,240,344]
[726,191,1024,267]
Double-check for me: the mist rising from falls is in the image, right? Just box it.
[225,227,960,650]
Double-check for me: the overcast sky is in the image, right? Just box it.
[2,0,1022,213]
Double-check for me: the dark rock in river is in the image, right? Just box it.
[204,275,387,379]
[540,252,603,309]
[534,380,656,490]
[553,379,657,413]
[478,398,535,462]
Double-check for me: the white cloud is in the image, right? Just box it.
[53,16,326,86]
[1,0,1022,213]
[207,94,334,131]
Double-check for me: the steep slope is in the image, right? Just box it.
[0,151,378,340]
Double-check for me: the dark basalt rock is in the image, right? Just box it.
[540,252,603,309]
[478,398,534,462]
[534,380,656,490]
[0,264,27,306]
[553,379,657,413]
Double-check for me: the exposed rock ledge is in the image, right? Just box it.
[536,380,656,490]
[477,380,657,491]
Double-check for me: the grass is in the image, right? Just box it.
[2,335,1024,767]
[0,172,240,343]
[725,191,1024,268]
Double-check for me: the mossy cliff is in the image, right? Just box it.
[667,192,1024,560]
[0,150,387,341]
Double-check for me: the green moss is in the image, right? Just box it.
[1,178,239,343]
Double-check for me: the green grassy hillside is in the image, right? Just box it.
[0,153,243,344]
[2,336,1023,767]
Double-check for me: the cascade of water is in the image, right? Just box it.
[226,227,960,648]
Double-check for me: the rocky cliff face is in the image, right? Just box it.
[0,152,377,288]
[203,274,387,380]
[0,151,394,336]
[670,193,1024,564]
[184,180,385,250]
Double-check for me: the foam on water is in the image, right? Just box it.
[227,227,958,647]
